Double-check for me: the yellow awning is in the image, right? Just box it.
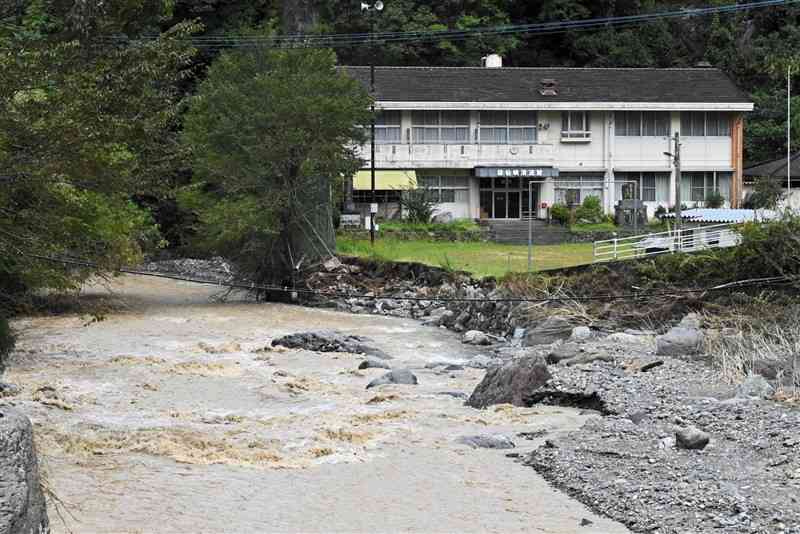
[354,170,417,190]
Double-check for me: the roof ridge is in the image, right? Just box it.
[341,66,723,71]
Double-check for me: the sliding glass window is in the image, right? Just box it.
[411,111,469,144]
[375,111,402,144]
[480,111,537,144]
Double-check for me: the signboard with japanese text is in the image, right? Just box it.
[474,167,559,178]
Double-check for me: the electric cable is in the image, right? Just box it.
[21,252,793,305]
[93,0,799,50]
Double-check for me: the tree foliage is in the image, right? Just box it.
[0,1,199,312]
[180,46,371,283]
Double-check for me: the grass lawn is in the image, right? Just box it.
[336,237,594,278]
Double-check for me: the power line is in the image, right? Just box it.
[22,252,792,305]
[97,0,798,50]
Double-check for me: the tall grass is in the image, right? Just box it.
[705,321,800,398]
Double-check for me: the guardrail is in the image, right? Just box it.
[592,223,741,263]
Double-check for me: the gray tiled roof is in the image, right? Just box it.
[341,66,750,104]
[743,155,800,180]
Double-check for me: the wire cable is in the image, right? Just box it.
[96,0,799,50]
[21,252,793,305]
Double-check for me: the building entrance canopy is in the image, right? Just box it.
[354,170,417,190]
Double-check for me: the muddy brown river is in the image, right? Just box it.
[5,276,628,533]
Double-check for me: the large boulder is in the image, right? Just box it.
[462,330,491,346]
[523,316,574,347]
[656,315,704,357]
[0,408,49,534]
[271,331,391,360]
[467,357,551,408]
[675,426,710,450]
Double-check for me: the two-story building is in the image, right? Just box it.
[344,59,753,220]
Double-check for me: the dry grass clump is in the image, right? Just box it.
[705,316,800,398]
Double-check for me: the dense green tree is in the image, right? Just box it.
[180,46,371,285]
[0,1,199,312]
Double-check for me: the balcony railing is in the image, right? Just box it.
[560,130,592,142]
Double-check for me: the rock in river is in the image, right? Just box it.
[457,434,516,449]
[366,369,418,389]
[272,331,391,359]
[467,356,551,408]
[358,359,391,370]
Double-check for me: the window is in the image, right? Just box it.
[617,172,669,202]
[418,175,469,204]
[479,111,537,144]
[561,111,591,140]
[690,173,706,201]
[375,111,401,144]
[615,112,670,136]
[680,112,731,137]
[680,171,729,203]
[353,190,402,203]
[411,111,469,144]
[554,174,604,206]
[642,173,657,202]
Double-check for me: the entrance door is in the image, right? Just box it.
[522,184,540,218]
[493,192,507,219]
[507,191,520,219]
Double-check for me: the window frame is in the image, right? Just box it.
[411,111,470,145]
[615,111,670,137]
[479,111,538,145]
[561,111,591,140]
[680,112,731,137]
[418,175,470,204]
[374,111,402,144]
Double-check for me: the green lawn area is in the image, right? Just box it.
[336,237,594,278]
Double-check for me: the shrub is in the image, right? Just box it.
[705,191,725,209]
[574,196,605,224]
[550,203,572,226]
[743,176,784,210]
[399,187,438,223]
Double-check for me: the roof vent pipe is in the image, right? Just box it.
[482,54,503,68]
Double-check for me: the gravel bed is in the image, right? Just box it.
[524,344,800,534]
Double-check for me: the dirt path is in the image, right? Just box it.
[5,276,628,533]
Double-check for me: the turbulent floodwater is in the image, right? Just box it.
[5,276,627,533]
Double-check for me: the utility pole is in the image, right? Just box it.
[789,64,792,199]
[665,133,682,250]
[362,1,384,246]
[370,59,376,245]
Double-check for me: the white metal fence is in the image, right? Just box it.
[592,223,741,263]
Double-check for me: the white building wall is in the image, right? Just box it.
[360,108,739,219]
